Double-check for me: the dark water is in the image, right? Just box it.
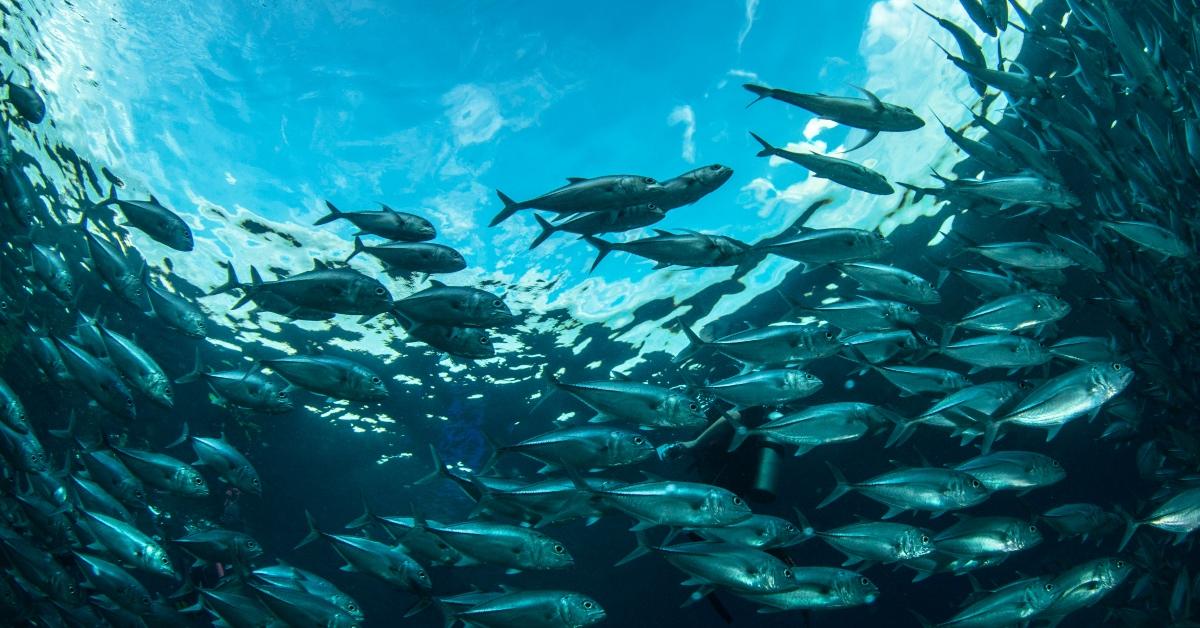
[2,0,1199,626]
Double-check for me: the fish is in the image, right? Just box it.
[28,242,75,301]
[253,563,363,620]
[1100,220,1192,258]
[2,72,46,123]
[176,350,294,413]
[818,463,991,518]
[743,83,923,151]
[296,511,433,600]
[250,581,362,627]
[676,323,841,366]
[953,291,1070,334]
[391,280,514,328]
[214,260,393,317]
[931,516,1042,558]
[550,376,707,429]
[409,516,573,573]
[699,368,822,408]
[727,402,895,455]
[52,335,136,420]
[919,576,1058,627]
[345,237,467,275]
[79,448,147,507]
[1120,486,1200,549]
[655,164,734,210]
[756,228,894,271]
[617,534,799,596]
[394,315,497,359]
[797,511,934,565]
[193,588,286,628]
[97,325,174,408]
[940,334,1051,372]
[749,132,894,194]
[80,510,176,578]
[584,230,750,273]
[692,513,809,549]
[913,5,988,96]
[439,589,606,628]
[490,174,663,226]
[496,424,655,472]
[571,471,752,529]
[952,450,1065,492]
[77,215,147,308]
[861,363,971,397]
[345,507,468,567]
[965,241,1076,271]
[530,204,665,249]
[261,354,388,402]
[315,200,436,241]
[0,529,84,606]
[98,185,193,251]
[144,270,209,337]
[174,528,264,565]
[735,567,879,611]
[1043,557,1132,619]
[836,262,940,304]
[168,423,262,495]
[1040,503,1119,542]
[111,444,209,497]
[0,376,29,433]
[982,362,1133,450]
[73,552,153,615]
[799,297,919,333]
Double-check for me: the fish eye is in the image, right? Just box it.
[643,177,657,185]
[905,306,916,312]
[348,603,358,611]
[1034,302,1042,309]
[1115,560,1124,568]
[1050,460,1060,467]
[417,570,427,578]
[920,535,930,543]
[633,436,644,444]
[824,331,833,339]
[1044,583,1055,592]
[1112,363,1121,370]
[970,479,981,488]
[247,540,257,548]
[688,403,698,411]
[277,391,287,398]
[142,596,151,606]
[553,544,565,553]
[375,287,386,295]
[68,584,76,594]
[783,569,793,578]
[583,601,594,610]
[732,497,743,506]
[160,556,170,564]
[1028,525,1037,532]
[371,376,381,384]
[709,165,721,171]
[192,476,203,484]
[479,336,489,344]
[785,524,796,532]
[492,299,502,307]
[860,577,870,586]
[125,398,134,406]
[252,478,261,487]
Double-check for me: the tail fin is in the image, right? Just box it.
[208,262,242,295]
[478,431,502,475]
[175,349,205,384]
[314,200,344,226]
[48,412,77,440]
[346,493,376,529]
[748,131,776,158]
[792,507,816,539]
[101,184,119,207]
[529,214,557,250]
[1117,506,1140,551]
[724,413,752,453]
[742,83,773,108]
[816,462,852,509]
[614,530,652,566]
[583,236,614,273]
[414,445,450,486]
[488,190,523,227]
[294,510,322,550]
[672,324,710,364]
[345,236,366,263]
[165,422,190,449]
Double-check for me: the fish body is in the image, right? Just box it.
[677,324,840,366]
[315,200,436,241]
[491,174,664,226]
[263,354,388,401]
[392,281,514,327]
[347,238,467,274]
[552,377,706,429]
[701,368,823,407]
[100,186,193,251]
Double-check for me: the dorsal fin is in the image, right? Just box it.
[849,84,884,111]
[610,371,632,381]
[652,229,674,237]
[313,259,328,270]
[378,202,398,213]
[148,194,159,204]
[565,177,588,184]
[429,279,446,288]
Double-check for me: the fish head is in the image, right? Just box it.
[783,370,823,396]
[532,534,574,568]
[1033,293,1071,320]
[235,468,264,495]
[409,561,433,592]
[355,279,393,313]
[559,593,607,627]
[1094,362,1134,397]
[837,571,880,605]
[144,543,177,578]
[148,375,175,408]
[867,231,895,257]
[766,516,807,548]
[886,302,921,328]
[175,466,209,496]
[450,327,496,359]
[1095,557,1133,588]
[412,216,437,240]
[50,569,85,606]
[1024,579,1060,613]
[474,293,516,326]
[610,430,655,465]
[1028,455,1066,487]
[1008,521,1043,551]
[18,439,49,473]
[662,391,707,428]
[181,311,208,337]
[265,387,296,413]
[233,533,264,561]
[1044,179,1081,208]
[703,488,752,525]
[952,473,990,505]
[897,528,934,560]
[806,327,842,356]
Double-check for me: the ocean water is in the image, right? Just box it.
[1,0,1197,625]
